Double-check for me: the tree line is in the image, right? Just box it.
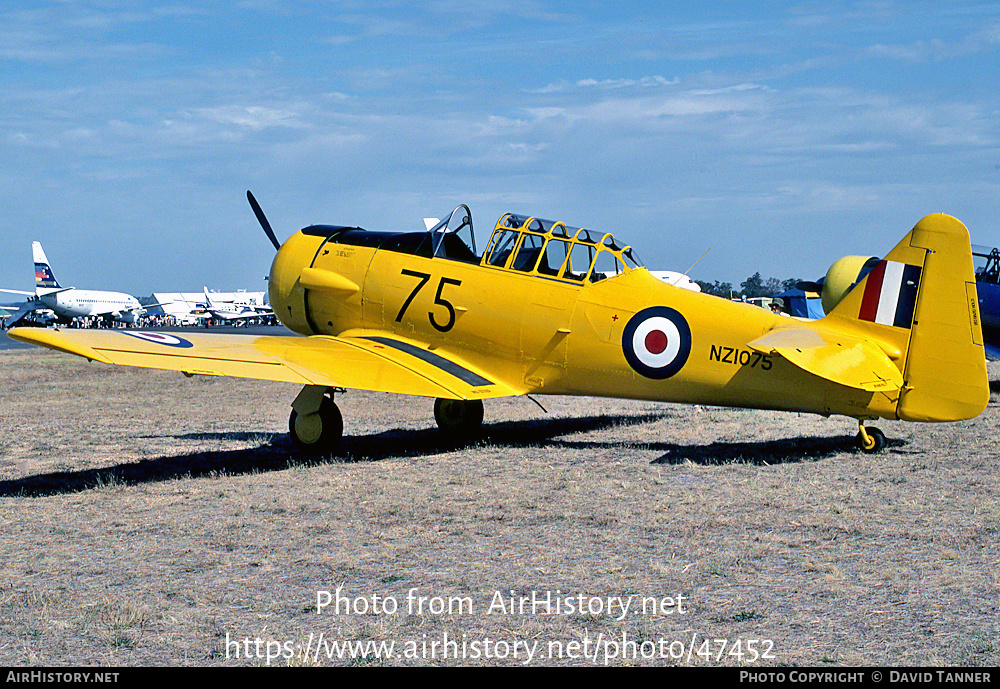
[694,273,804,299]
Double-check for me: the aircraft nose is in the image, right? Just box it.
[268,230,326,335]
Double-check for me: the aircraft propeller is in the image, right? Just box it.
[247,190,281,252]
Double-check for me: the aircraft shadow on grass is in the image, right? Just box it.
[0,412,892,498]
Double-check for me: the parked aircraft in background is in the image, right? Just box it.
[202,287,274,324]
[0,242,154,327]
[649,270,701,292]
[11,194,988,456]
[972,245,1000,360]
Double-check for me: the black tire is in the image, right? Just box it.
[434,398,484,437]
[857,426,886,453]
[289,397,343,454]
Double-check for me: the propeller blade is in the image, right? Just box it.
[247,190,281,251]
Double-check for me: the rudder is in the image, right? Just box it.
[896,214,988,421]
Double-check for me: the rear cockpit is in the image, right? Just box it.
[482,213,643,284]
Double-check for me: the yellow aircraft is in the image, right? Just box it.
[9,193,988,454]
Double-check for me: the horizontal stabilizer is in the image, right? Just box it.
[748,327,903,392]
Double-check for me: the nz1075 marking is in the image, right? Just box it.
[709,344,772,370]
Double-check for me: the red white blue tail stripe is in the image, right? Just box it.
[858,260,921,328]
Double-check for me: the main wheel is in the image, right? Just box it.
[289,397,343,454]
[857,426,886,453]
[434,398,484,438]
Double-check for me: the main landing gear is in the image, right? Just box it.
[856,422,886,453]
[289,386,343,454]
[434,398,484,438]
[287,388,486,453]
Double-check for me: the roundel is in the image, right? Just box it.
[621,306,691,379]
[124,332,194,348]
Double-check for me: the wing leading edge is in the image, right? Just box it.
[7,327,523,401]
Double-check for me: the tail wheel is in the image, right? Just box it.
[857,426,886,453]
[434,398,484,437]
[289,397,343,453]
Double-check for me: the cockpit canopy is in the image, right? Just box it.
[428,205,479,263]
[481,213,643,283]
[974,245,1000,285]
[313,205,643,284]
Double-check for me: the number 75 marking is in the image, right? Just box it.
[396,269,463,332]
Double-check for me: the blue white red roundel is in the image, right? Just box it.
[621,306,691,379]
[124,332,194,348]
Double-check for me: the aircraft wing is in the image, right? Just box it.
[747,326,903,392]
[7,327,523,401]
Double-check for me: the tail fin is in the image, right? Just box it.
[828,214,988,422]
[32,241,61,291]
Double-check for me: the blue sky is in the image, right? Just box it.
[2,1,998,296]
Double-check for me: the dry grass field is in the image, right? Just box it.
[0,348,997,667]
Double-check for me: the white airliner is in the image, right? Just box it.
[648,270,702,292]
[0,242,150,326]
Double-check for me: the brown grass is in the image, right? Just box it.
[0,349,997,666]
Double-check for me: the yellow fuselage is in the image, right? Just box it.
[269,227,897,421]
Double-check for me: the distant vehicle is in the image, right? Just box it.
[9,197,989,455]
[0,242,153,327]
[745,296,775,309]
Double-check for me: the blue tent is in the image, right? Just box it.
[775,288,824,319]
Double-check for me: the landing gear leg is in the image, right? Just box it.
[289,385,343,453]
[434,398,484,439]
[856,422,886,453]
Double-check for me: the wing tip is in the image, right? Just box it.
[8,327,114,364]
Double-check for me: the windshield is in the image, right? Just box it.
[429,205,479,264]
